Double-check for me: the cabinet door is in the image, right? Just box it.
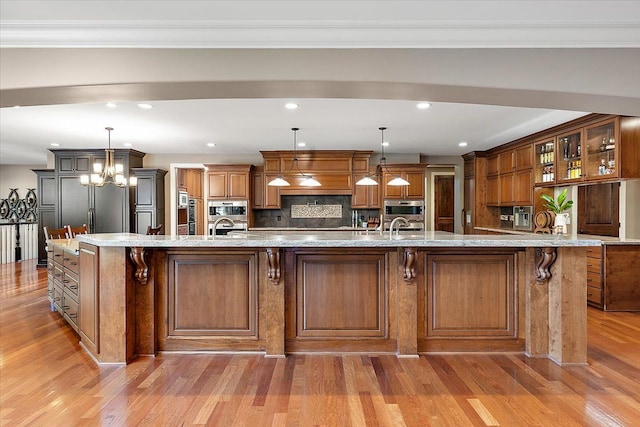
[513,170,533,205]
[135,175,154,208]
[263,174,281,208]
[499,173,515,206]
[93,184,127,233]
[58,155,91,175]
[499,151,515,174]
[486,175,500,206]
[252,173,265,208]
[556,129,583,184]
[578,182,619,237]
[463,177,475,234]
[352,174,370,208]
[515,145,533,170]
[405,172,425,199]
[383,177,403,199]
[135,210,154,234]
[59,176,91,229]
[207,172,227,199]
[228,172,248,199]
[79,244,99,356]
[583,119,618,180]
[487,155,499,176]
[195,198,204,235]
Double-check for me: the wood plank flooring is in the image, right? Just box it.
[1,260,639,426]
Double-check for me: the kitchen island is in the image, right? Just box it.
[71,231,603,366]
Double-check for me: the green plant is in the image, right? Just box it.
[540,189,573,214]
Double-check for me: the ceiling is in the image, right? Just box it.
[1,1,638,165]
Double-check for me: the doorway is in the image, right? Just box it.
[434,175,455,232]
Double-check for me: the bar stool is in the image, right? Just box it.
[146,224,163,235]
[66,224,88,238]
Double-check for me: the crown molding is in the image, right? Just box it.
[2,20,639,48]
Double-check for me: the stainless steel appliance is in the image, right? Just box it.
[187,199,196,235]
[513,206,533,231]
[208,200,248,235]
[383,199,425,231]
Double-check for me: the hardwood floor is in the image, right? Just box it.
[1,260,639,426]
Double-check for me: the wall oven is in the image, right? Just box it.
[208,200,248,235]
[383,199,425,231]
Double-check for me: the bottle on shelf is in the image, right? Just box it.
[539,144,545,164]
[600,137,607,152]
[599,159,606,175]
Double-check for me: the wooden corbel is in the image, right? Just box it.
[534,247,557,283]
[402,247,418,282]
[266,248,281,285]
[129,247,149,285]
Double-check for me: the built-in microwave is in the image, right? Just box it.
[383,199,425,230]
[208,200,248,222]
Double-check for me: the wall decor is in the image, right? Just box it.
[0,188,37,222]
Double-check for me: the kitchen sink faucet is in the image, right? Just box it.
[389,217,410,239]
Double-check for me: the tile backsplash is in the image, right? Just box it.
[253,195,379,228]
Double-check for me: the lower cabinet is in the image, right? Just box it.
[586,244,640,311]
[418,250,523,352]
[586,246,603,308]
[79,242,100,356]
[48,245,80,333]
[158,249,265,352]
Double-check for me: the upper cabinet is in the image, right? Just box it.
[485,144,532,207]
[177,168,203,198]
[206,165,253,200]
[533,116,640,186]
[381,164,426,200]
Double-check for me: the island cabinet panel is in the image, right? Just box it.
[158,250,266,352]
[418,251,523,353]
[79,243,100,357]
[285,250,396,353]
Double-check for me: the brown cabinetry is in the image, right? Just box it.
[206,165,252,200]
[586,246,603,308]
[79,242,100,356]
[381,164,426,200]
[486,145,533,207]
[587,244,640,311]
[252,171,281,209]
[352,168,381,208]
[48,244,80,333]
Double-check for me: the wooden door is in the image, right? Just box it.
[228,172,248,199]
[434,175,455,232]
[578,182,620,236]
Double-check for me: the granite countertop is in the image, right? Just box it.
[49,238,80,254]
[474,226,640,245]
[76,230,606,248]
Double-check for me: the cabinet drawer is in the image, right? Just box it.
[587,271,603,289]
[63,270,79,300]
[62,291,79,331]
[53,264,64,286]
[53,246,65,264]
[63,252,79,274]
[53,284,64,312]
[586,257,601,274]
[587,285,603,306]
[586,246,602,258]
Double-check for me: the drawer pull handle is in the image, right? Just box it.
[62,279,70,283]
[587,278,592,282]
[54,296,61,301]
[69,285,78,291]
[63,305,69,310]
[587,293,593,297]
[54,254,61,257]
[68,313,77,319]
[70,262,77,266]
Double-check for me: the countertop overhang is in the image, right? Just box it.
[74,231,611,248]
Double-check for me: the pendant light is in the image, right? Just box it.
[355,127,410,186]
[268,128,321,187]
[80,127,137,187]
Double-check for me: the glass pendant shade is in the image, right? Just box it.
[300,176,321,187]
[80,127,136,188]
[355,175,378,186]
[268,176,290,186]
[387,176,411,186]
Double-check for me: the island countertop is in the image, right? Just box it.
[75,230,609,248]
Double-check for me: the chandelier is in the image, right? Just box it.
[268,128,321,187]
[356,127,410,186]
[80,127,137,187]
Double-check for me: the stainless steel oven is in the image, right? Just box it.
[208,200,248,235]
[383,199,425,231]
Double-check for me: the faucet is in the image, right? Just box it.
[389,217,410,239]
[212,217,235,237]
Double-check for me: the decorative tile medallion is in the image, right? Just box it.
[291,204,342,218]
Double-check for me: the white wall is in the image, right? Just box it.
[0,164,43,198]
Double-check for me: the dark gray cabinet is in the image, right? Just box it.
[32,169,55,266]
[132,168,167,234]
[34,149,145,265]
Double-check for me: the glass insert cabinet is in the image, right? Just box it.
[533,117,624,186]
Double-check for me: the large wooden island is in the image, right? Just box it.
[67,231,607,366]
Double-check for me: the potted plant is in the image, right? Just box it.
[540,189,573,234]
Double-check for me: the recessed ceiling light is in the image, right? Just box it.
[13,105,21,109]
[417,102,431,110]
[123,143,133,147]
[207,143,216,147]
[458,141,468,147]
[285,103,299,110]
[106,103,117,109]
[381,141,390,147]
[137,103,153,109]
[50,143,60,147]
[297,142,306,147]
